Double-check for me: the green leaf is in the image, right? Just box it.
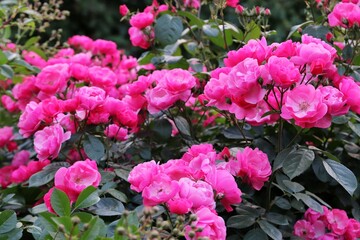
[79,216,105,240]
[322,159,358,195]
[152,118,172,141]
[24,36,40,49]
[282,180,305,193]
[227,215,256,229]
[50,188,71,216]
[273,147,295,171]
[0,227,22,240]
[265,212,289,226]
[287,20,313,39]
[348,121,360,138]
[295,193,323,213]
[203,24,220,37]
[244,228,268,240]
[177,11,204,27]
[258,220,282,240]
[29,162,69,187]
[283,148,314,179]
[312,156,331,183]
[244,21,261,43]
[342,45,354,61]
[0,64,14,79]
[0,210,16,234]
[332,115,348,125]
[155,14,183,46]
[83,135,105,162]
[38,212,58,233]
[174,116,191,136]
[74,186,100,210]
[114,168,130,181]
[89,198,125,216]
[106,189,128,203]
[274,197,291,210]
[0,50,8,64]
[302,25,329,40]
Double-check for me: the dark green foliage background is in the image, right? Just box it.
[50,0,305,55]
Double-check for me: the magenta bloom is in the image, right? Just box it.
[266,56,301,88]
[35,63,69,95]
[281,84,330,128]
[235,147,272,190]
[129,12,154,29]
[142,174,179,206]
[328,2,360,28]
[185,207,226,240]
[34,124,71,161]
[128,160,160,192]
[53,159,101,202]
[339,77,360,114]
[0,126,13,148]
[18,101,43,137]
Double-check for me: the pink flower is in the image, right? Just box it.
[11,150,31,167]
[34,124,71,161]
[205,168,242,212]
[281,84,330,128]
[266,56,301,88]
[11,160,50,183]
[130,12,154,29]
[345,219,360,239]
[104,124,128,141]
[185,207,226,240]
[145,87,178,114]
[88,66,117,89]
[226,0,239,7]
[183,0,201,8]
[319,86,349,116]
[1,95,19,112]
[339,77,360,114]
[142,173,179,206]
[325,209,349,235]
[53,159,101,202]
[70,63,89,81]
[92,39,117,55]
[76,86,106,111]
[35,64,70,95]
[119,4,129,16]
[159,68,196,94]
[40,97,62,124]
[0,166,16,188]
[128,160,160,192]
[13,76,39,110]
[18,101,43,137]
[328,2,360,28]
[128,26,154,49]
[0,127,13,148]
[235,147,272,190]
[294,220,316,239]
[68,35,94,50]
[22,51,46,69]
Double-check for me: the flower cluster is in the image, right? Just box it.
[294,207,360,240]
[202,34,358,128]
[328,1,360,28]
[128,143,271,239]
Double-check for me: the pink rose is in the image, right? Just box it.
[0,165,16,188]
[11,150,31,167]
[325,209,349,235]
[35,63,70,95]
[70,63,89,81]
[34,124,71,161]
[104,124,128,141]
[0,126,13,148]
[339,77,360,114]
[145,87,178,114]
[1,95,19,112]
[119,4,129,16]
[185,207,226,240]
[68,35,94,50]
[328,2,360,28]
[40,96,62,124]
[92,39,117,55]
[18,101,43,137]
[319,86,349,116]
[293,220,316,239]
[54,159,101,202]
[88,66,117,89]
[235,147,272,190]
[76,86,106,111]
[183,0,201,8]
[11,160,50,183]
[44,188,55,213]
[128,26,154,49]
[129,12,154,29]
[226,0,239,7]
[266,56,301,88]
[281,84,330,128]
[128,160,160,192]
[159,68,196,94]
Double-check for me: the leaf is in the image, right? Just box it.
[74,186,100,210]
[174,116,191,136]
[273,147,295,171]
[0,50,8,64]
[287,20,313,39]
[114,168,130,181]
[265,212,289,226]
[244,228,268,240]
[274,197,291,210]
[0,227,22,240]
[50,188,71,217]
[332,115,348,125]
[0,64,14,79]
[89,198,125,216]
[29,162,69,187]
[83,135,105,162]
[322,159,358,196]
[0,210,16,234]
[227,215,257,229]
[282,180,305,193]
[342,45,354,61]
[152,118,172,141]
[79,216,105,240]
[295,193,323,213]
[258,220,282,240]
[244,21,261,43]
[348,121,360,138]
[177,11,204,27]
[302,25,329,40]
[155,14,183,45]
[106,189,128,203]
[283,148,314,179]
[202,24,220,37]
[24,36,40,49]
[312,156,331,183]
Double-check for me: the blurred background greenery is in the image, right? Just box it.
[49,0,306,56]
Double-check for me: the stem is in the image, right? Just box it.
[265,172,276,210]
[220,8,229,51]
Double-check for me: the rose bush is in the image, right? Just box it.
[0,0,359,239]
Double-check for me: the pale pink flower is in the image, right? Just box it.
[76,86,106,111]
[53,159,101,202]
[34,124,71,161]
[185,207,226,240]
[281,84,330,128]
[159,68,196,94]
